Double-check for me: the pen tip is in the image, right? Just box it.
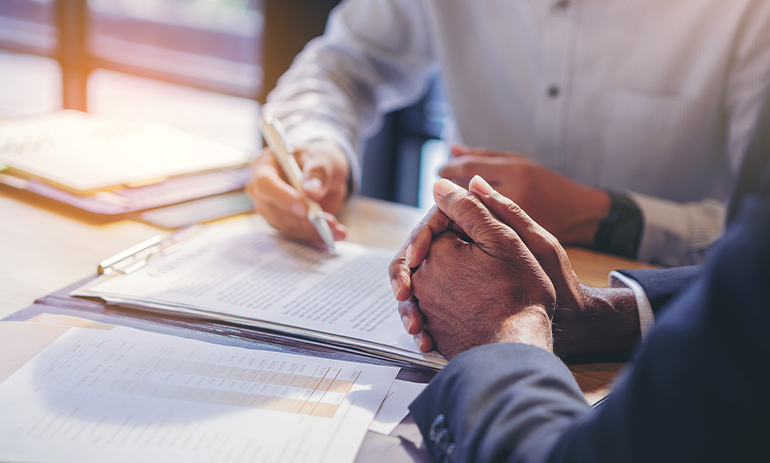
[310,215,337,254]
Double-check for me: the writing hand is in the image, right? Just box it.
[247,140,349,243]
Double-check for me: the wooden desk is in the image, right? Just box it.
[0,187,655,461]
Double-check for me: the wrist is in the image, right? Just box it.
[496,307,553,353]
[564,187,611,246]
[553,284,639,356]
[592,191,644,258]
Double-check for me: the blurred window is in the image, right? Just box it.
[88,0,263,98]
[0,0,57,56]
[0,0,263,103]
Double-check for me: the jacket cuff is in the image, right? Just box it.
[615,266,701,314]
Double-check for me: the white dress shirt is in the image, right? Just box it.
[264,0,770,265]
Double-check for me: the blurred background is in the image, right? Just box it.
[0,0,451,208]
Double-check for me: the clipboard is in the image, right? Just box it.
[69,225,448,372]
[3,227,438,383]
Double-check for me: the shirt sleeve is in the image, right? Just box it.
[628,2,770,266]
[262,0,438,192]
[630,193,726,266]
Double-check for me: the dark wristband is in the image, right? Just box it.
[593,191,644,258]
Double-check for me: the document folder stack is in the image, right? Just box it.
[0,110,251,215]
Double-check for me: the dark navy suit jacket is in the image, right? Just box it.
[409,95,770,462]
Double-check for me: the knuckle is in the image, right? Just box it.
[544,233,561,251]
[505,199,525,217]
[539,239,561,264]
[453,193,483,219]
[409,208,436,241]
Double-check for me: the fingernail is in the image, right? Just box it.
[291,202,305,217]
[401,315,412,332]
[303,177,322,194]
[471,175,494,196]
[434,179,460,197]
[413,335,422,350]
[405,245,414,267]
[391,279,401,299]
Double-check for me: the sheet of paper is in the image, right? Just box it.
[369,380,428,435]
[0,321,71,383]
[0,324,399,463]
[73,226,440,366]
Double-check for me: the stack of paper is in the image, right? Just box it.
[0,110,251,214]
[0,320,400,463]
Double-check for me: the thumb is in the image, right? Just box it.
[432,179,517,252]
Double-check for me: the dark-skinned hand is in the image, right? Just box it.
[389,175,639,355]
[405,178,556,358]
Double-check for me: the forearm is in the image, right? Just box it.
[264,0,437,191]
[552,285,640,356]
[411,343,588,463]
[264,39,371,191]
[497,308,554,353]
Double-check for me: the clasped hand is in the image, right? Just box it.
[389,175,641,358]
[389,176,583,358]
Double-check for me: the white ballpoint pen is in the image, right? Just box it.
[258,114,337,252]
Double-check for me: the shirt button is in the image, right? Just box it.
[555,0,570,9]
[548,86,560,98]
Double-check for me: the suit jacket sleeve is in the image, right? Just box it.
[615,266,700,314]
[410,196,770,463]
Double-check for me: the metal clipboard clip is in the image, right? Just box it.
[97,225,202,276]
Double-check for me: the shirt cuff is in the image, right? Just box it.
[627,191,726,266]
[610,270,655,342]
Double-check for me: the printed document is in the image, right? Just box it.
[73,225,446,368]
[0,323,398,463]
